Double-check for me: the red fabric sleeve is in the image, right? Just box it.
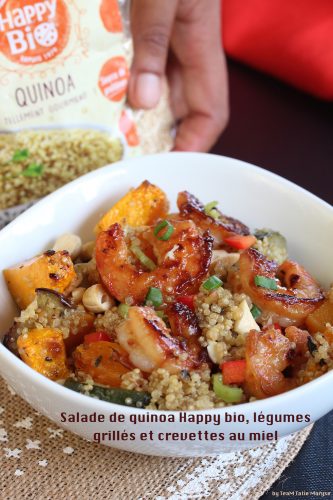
[222,0,333,100]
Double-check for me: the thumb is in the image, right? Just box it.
[128,0,178,109]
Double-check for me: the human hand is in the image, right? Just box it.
[128,0,229,152]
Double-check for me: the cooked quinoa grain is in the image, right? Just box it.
[8,297,92,349]
[145,368,224,410]
[0,130,123,209]
[94,308,123,335]
[296,331,333,385]
[195,286,252,363]
[254,229,288,264]
[121,369,148,391]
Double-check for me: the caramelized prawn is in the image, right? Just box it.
[95,220,213,304]
[177,191,250,247]
[244,326,294,398]
[285,326,311,367]
[116,306,208,373]
[238,248,324,325]
[166,301,209,366]
[277,260,323,300]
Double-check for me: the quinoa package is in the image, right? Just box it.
[0,0,173,210]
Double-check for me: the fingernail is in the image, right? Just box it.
[135,73,161,109]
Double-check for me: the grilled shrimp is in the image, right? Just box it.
[237,248,324,325]
[95,220,213,304]
[166,301,209,365]
[285,326,311,367]
[177,191,250,247]
[277,260,323,300]
[116,306,208,373]
[244,326,294,398]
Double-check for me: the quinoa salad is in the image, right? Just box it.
[3,181,333,411]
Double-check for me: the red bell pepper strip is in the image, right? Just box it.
[84,331,111,344]
[224,234,257,250]
[177,295,195,311]
[220,359,246,385]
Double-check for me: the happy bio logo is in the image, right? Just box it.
[0,0,70,65]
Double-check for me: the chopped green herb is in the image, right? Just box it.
[254,275,278,290]
[154,220,174,241]
[12,149,29,162]
[250,304,262,320]
[145,287,163,307]
[203,275,223,291]
[21,163,44,178]
[131,245,156,271]
[118,303,129,319]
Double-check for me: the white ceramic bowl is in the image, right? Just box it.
[0,152,332,457]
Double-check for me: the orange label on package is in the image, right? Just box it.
[0,0,70,65]
[0,0,140,155]
[98,56,129,102]
[100,0,123,33]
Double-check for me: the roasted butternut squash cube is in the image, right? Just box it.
[305,299,333,334]
[95,180,169,233]
[73,341,131,387]
[63,312,95,355]
[17,328,69,380]
[3,250,76,309]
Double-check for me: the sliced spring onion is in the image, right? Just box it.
[203,275,223,291]
[210,209,220,219]
[118,303,129,319]
[250,304,262,320]
[131,245,156,271]
[204,200,220,219]
[212,373,243,403]
[145,287,163,307]
[154,220,174,241]
[254,275,278,290]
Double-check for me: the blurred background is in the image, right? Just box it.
[212,0,333,205]
[211,59,333,205]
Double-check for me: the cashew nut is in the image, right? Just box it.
[82,284,114,313]
[53,233,82,260]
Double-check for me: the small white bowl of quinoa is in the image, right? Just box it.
[0,152,332,457]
